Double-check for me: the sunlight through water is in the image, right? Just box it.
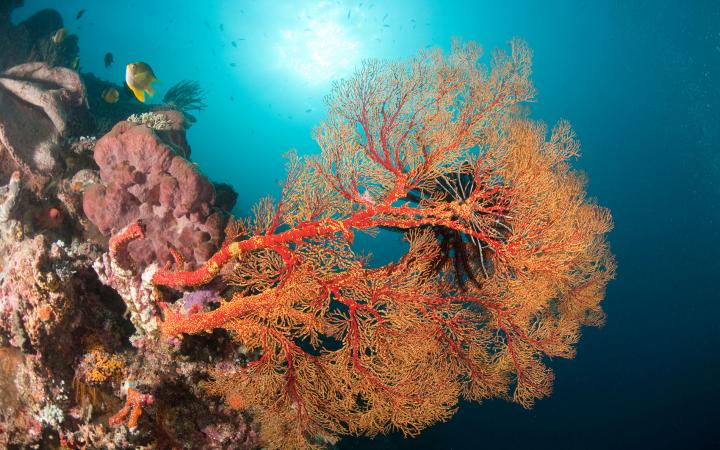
[276,4,361,84]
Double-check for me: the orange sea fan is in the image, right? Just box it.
[149,39,615,449]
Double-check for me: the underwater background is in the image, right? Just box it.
[6,0,719,449]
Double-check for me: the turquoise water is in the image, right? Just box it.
[11,1,720,448]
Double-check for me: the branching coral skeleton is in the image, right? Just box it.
[108,40,614,448]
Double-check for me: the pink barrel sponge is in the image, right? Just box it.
[83,118,226,268]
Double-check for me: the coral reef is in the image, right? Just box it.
[0,3,78,71]
[0,4,252,448]
[0,4,613,449]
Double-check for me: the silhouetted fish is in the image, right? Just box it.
[104,52,113,68]
[231,41,237,47]
[76,9,86,19]
[101,87,119,103]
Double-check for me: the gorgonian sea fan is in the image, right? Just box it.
[148,39,615,449]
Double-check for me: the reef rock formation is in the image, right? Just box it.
[0,62,86,192]
[0,2,79,71]
[83,115,224,268]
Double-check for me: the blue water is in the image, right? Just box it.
[13,1,720,448]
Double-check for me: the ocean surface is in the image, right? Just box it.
[10,1,720,449]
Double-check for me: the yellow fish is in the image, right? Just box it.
[52,28,67,44]
[125,62,159,103]
[101,87,119,103]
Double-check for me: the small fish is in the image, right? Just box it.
[305,108,312,113]
[383,13,388,21]
[230,96,234,102]
[230,62,236,67]
[231,41,237,47]
[347,9,351,19]
[125,62,159,103]
[76,9,86,19]
[219,24,224,31]
[104,52,114,68]
[70,56,80,70]
[52,28,67,44]
[101,87,119,103]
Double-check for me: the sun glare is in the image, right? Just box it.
[276,5,361,85]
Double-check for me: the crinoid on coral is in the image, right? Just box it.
[162,80,207,124]
[146,40,615,449]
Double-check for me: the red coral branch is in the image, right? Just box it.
[109,221,145,268]
[109,387,154,431]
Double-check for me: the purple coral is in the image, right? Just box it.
[179,288,220,313]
